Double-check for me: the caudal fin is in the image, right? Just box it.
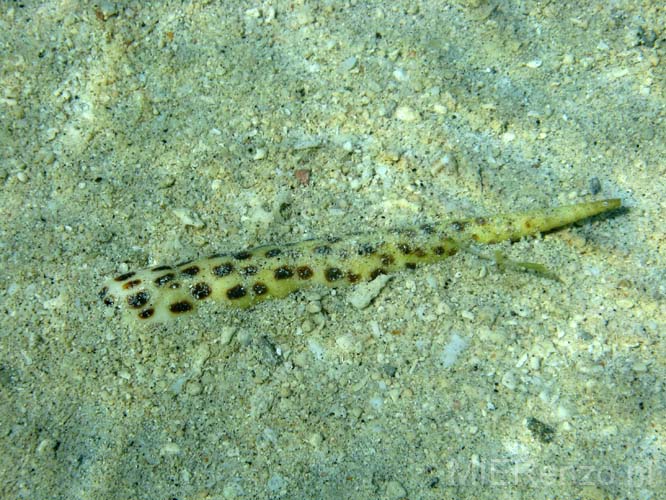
[461,198,622,244]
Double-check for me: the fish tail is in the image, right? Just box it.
[458,199,622,244]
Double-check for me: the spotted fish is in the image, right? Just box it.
[100,199,621,323]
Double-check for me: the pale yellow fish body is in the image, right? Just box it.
[100,199,621,323]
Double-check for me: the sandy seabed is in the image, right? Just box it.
[1,2,664,499]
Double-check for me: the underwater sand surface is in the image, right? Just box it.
[0,1,664,499]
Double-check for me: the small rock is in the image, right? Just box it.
[294,6,314,26]
[430,153,458,176]
[244,7,261,18]
[294,168,310,186]
[394,105,419,122]
[393,68,408,82]
[307,432,324,447]
[526,417,555,443]
[186,381,202,396]
[36,438,56,456]
[348,274,391,309]
[172,208,204,228]
[589,176,601,195]
[252,147,267,160]
[501,370,518,390]
[305,301,321,314]
[339,56,357,72]
[440,333,469,368]
[160,442,181,456]
[96,1,118,20]
[385,479,407,499]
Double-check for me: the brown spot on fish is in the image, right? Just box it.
[213,263,234,277]
[274,266,294,280]
[151,265,172,272]
[450,221,465,231]
[127,291,149,309]
[420,223,435,234]
[314,245,332,255]
[155,273,175,287]
[241,266,258,276]
[358,243,376,256]
[380,254,395,266]
[122,279,142,290]
[234,251,253,260]
[325,267,344,282]
[370,268,386,280]
[170,300,193,313]
[181,266,200,276]
[138,308,155,319]
[297,266,314,279]
[191,282,211,300]
[226,284,247,300]
[114,272,135,282]
[397,243,411,255]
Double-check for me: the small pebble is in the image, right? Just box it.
[160,442,181,456]
[172,208,205,228]
[348,274,391,309]
[440,333,469,368]
[264,6,276,22]
[306,301,321,314]
[393,68,408,82]
[515,352,528,368]
[526,417,555,443]
[501,370,518,390]
[589,176,601,195]
[219,326,237,345]
[159,175,176,188]
[267,473,287,493]
[385,479,407,500]
[294,7,314,26]
[252,147,267,160]
[307,338,325,361]
[244,7,261,18]
[293,138,321,150]
[556,404,572,420]
[36,438,56,456]
[294,168,310,186]
[394,105,419,122]
[186,381,202,396]
[430,153,458,176]
[529,355,541,371]
[335,333,357,353]
[301,319,314,333]
[339,56,357,72]
[222,482,242,499]
[307,432,324,447]
[96,1,119,20]
[460,310,475,321]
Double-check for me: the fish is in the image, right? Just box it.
[99,198,621,323]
